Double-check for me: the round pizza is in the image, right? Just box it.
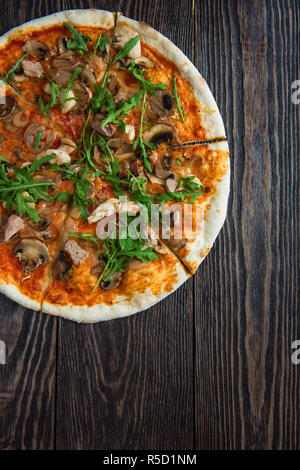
[0,10,229,322]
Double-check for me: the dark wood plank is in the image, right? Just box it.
[0,0,60,451]
[55,0,195,450]
[194,0,299,450]
[0,298,57,449]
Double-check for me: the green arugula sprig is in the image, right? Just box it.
[173,76,185,123]
[124,61,167,95]
[60,66,83,107]
[113,36,140,64]
[101,90,144,128]
[67,231,100,248]
[34,130,43,150]
[156,175,204,203]
[133,92,156,173]
[38,79,58,116]
[50,163,98,220]
[0,154,56,222]
[90,67,109,112]
[63,22,92,55]
[2,52,29,83]
[127,172,154,219]
[93,34,109,57]
[92,224,158,291]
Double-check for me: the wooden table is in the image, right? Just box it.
[0,0,298,450]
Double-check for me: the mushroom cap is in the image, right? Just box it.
[148,90,173,119]
[53,250,72,281]
[22,40,51,59]
[0,96,16,120]
[24,123,55,153]
[71,82,91,113]
[58,36,68,54]
[101,270,123,290]
[13,238,49,273]
[114,24,141,60]
[143,123,175,147]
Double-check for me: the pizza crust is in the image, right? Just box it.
[0,9,116,48]
[0,284,41,311]
[41,260,189,323]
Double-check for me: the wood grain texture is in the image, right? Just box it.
[0,0,298,450]
[194,0,299,450]
[0,296,56,449]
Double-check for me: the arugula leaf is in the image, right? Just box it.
[60,66,83,107]
[67,231,100,247]
[50,163,98,220]
[2,52,29,83]
[38,79,58,116]
[113,36,140,63]
[90,67,109,112]
[100,90,144,128]
[127,172,154,220]
[173,76,185,123]
[0,158,56,221]
[133,91,153,172]
[34,130,43,150]
[156,175,204,203]
[93,34,109,57]
[125,61,167,95]
[63,22,92,55]
[29,154,56,173]
[92,225,158,291]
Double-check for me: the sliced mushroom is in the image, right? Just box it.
[148,90,173,119]
[22,40,51,60]
[59,137,77,154]
[58,36,68,54]
[4,215,24,242]
[27,217,51,232]
[71,82,91,113]
[165,174,178,192]
[53,250,72,281]
[13,239,49,273]
[155,160,171,179]
[118,157,139,179]
[12,109,30,128]
[24,123,55,153]
[13,65,26,83]
[143,123,175,147]
[101,271,123,290]
[91,253,108,277]
[134,56,155,68]
[146,171,164,185]
[80,70,96,89]
[154,240,168,255]
[0,96,16,120]
[114,24,141,60]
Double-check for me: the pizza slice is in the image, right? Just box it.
[0,158,73,310]
[42,194,189,322]
[0,10,116,139]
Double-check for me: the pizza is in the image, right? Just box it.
[0,10,229,322]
